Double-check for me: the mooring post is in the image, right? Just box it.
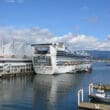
[89,83,93,95]
[78,89,84,106]
[78,90,80,106]
[81,89,83,102]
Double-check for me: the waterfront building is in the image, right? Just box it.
[0,40,34,77]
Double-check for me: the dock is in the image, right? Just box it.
[77,89,110,110]
[79,102,110,110]
[93,84,110,91]
[0,58,34,78]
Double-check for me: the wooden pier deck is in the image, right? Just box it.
[77,88,110,110]
[93,84,110,91]
[78,102,110,110]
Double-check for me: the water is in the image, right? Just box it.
[0,62,110,110]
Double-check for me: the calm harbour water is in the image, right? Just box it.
[0,62,110,110]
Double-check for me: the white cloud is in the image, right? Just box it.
[0,27,54,44]
[5,0,24,3]
[0,26,110,58]
[0,27,55,57]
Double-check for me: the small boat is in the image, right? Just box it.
[89,89,110,104]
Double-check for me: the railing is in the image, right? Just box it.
[77,89,84,106]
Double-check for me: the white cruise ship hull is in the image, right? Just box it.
[33,66,54,75]
[33,64,92,75]
[82,63,92,72]
[55,65,76,73]
[33,65,81,74]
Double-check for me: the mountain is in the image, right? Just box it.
[87,50,110,60]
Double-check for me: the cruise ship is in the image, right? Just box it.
[31,43,92,74]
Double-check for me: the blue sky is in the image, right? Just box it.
[0,0,110,40]
[0,0,110,52]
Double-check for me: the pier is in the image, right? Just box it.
[93,83,110,91]
[77,89,110,110]
[0,58,34,78]
[78,102,110,110]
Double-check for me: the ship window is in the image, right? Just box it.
[34,56,51,66]
[0,66,3,69]
[34,47,50,54]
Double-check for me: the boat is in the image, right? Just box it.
[31,43,92,74]
[89,89,110,104]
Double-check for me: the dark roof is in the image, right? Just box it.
[31,43,53,46]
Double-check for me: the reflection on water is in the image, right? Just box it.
[33,74,85,110]
[0,76,34,110]
[0,74,85,110]
[0,62,109,110]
